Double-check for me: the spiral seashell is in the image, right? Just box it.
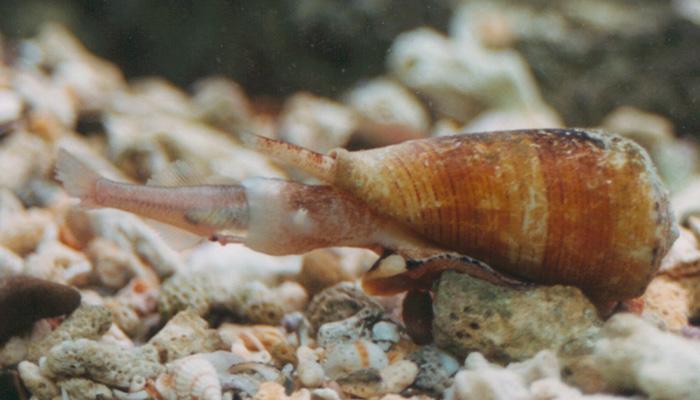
[170,355,222,400]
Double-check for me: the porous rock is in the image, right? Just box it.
[28,303,112,361]
[446,353,530,400]
[589,313,700,400]
[237,282,288,325]
[146,309,224,363]
[103,297,142,337]
[58,377,113,400]
[445,350,629,400]
[43,338,164,389]
[433,271,601,362]
[18,360,59,400]
[641,276,691,331]
[158,272,212,319]
[654,227,700,323]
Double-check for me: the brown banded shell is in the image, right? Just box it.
[328,129,676,301]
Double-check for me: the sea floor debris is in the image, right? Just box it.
[0,12,699,400]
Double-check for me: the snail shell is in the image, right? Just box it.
[323,129,676,301]
[168,355,222,400]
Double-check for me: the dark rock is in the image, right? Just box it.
[0,275,81,344]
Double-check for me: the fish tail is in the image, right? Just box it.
[55,149,101,205]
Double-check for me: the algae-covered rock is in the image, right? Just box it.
[433,271,601,362]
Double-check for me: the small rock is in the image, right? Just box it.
[0,246,24,279]
[407,345,460,393]
[18,360,59,400]
[296,346,325,388]
[278,92,358,154]
[82,209,185,278]
[297,249,351,297]
[58,378,112,400]
[317,307,382,348]
[0,321,52,368]
[305,282,384,331]
[344,77,429,147]
[0,89,22,125]
[433,271,601,362]
[447,353,530,400]
[43,338,164,389]
[380,360,419,394]
[590,313,700,400]
[191,76,254,133]
[0,208,54,256]
[85,238,138,289]
[372,321,401,351]
[24,241,92,285]
[336,368,383,398]
[641,275,691,330]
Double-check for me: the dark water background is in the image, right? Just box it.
[0,1,698,135]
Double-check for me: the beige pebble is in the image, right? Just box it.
[18,360,59,400]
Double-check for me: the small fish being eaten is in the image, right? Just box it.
[55,148,428,256]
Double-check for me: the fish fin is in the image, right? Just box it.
[238,131,336,182]
[144,218,205,251]
[55,149,101,206]
[147,160,239,186]
[146,160,207,186]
